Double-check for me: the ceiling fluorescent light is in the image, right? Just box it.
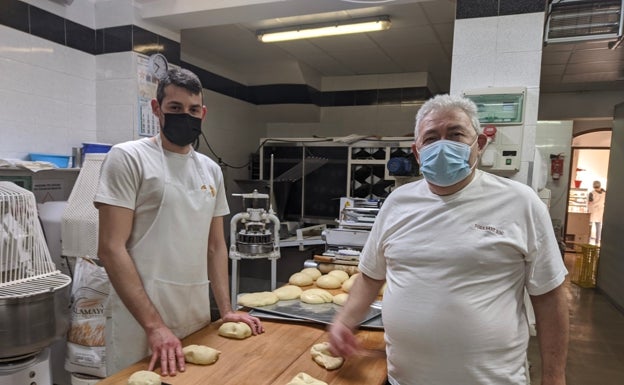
[257,16,391,43]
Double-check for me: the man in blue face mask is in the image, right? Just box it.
[330,94,569,385]
[412,98,486,193]
[94,68,264,376]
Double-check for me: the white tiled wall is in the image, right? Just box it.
[451,13,544,92]
[0,25,96,161]
[95,52,139,145]
[451,13,545,186]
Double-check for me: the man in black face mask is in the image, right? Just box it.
[94,68,264,376]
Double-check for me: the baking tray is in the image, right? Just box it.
[247,299,383,329]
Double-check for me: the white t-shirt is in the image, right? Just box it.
[94,137,229,249]
[359,170,567,385]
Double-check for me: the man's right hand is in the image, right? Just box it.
[147,326,186,376]
[328,320,360,358]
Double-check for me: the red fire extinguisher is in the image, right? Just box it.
[550,154,564,180]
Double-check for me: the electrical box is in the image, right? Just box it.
[464,87,526,174]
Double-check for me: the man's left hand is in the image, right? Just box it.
[222,311,265,335]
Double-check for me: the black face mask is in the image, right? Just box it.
[161,113,202,147]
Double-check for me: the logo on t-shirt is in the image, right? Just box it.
[473,223,504,235]
[209,185,216,197]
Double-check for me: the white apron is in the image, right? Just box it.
[589,190,605,223]
[106,137,215,374]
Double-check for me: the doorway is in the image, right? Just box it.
[565,130,611,248]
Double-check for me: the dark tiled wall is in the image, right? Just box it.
[0,0,178,58]
[0,0,431,106]
[457,0,547,19]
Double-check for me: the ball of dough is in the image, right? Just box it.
[289,272,314,287]
[310,342,344,370]
[333,293,348,306]
[183,344,220,365]
[287,372,328,385]
[127,370,160,385]
[300,267,322,281]
[315,274,341,289]
[218,322,252,339]
[273,285,303,300]
[300,288,333,304]
[238,291,279,307]
[328,270,350,283]
[341,277,355,293]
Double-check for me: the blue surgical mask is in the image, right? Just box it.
[418,138,477,187]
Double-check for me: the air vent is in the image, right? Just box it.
[545,0,623,44]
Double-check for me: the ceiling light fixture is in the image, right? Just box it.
[257,16,391,43]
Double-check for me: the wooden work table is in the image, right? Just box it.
[96,318,387,385]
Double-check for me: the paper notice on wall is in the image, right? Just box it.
[137,54,180,137]
[32,179,65,203]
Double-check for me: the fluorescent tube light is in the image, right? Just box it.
[258,16,391,43]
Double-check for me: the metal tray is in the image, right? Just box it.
[247,299,382,328]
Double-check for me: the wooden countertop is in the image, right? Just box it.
[96,318,387,385]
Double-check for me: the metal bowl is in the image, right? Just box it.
[236,242,275,255]
[0,274,71,359]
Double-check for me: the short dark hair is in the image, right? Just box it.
[156,68,203,104]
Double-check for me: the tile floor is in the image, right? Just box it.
[528,252,624,385]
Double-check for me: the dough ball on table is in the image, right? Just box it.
[182,344,220,365]
[273,285,303,300]
[218,322,252,339]
[238,291,279,307]
[289,272,314,287]
[315,274,341,289]
[287,372,328,385]
[300,267,322,281]
[333,293,348,306]
[127,370,160,385]
[300,288,333,304]
[310,342,344,370]
[328,270,350,283]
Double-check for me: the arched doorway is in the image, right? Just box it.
[565,129,611,247]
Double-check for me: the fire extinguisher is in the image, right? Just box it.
[550,153,564,180]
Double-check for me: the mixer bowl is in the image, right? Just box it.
[0,275,71,359]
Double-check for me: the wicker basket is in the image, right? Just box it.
[570,244,600,288]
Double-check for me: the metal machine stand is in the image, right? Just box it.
[229,190,280,309]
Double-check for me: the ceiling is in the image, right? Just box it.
[138,0,624,95]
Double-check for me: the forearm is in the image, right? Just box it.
[97,204,167,334]
[98,246,166,333]
[531,284,569,384]
[207,216,234,318]
[208,245,234,317]
[334,273,384,329]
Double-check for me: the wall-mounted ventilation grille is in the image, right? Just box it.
[546,0,623,44]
